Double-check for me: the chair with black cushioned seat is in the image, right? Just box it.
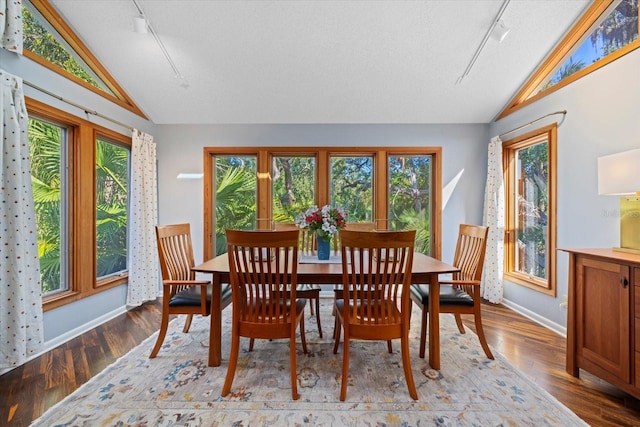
[149,223,232,358]
[409,223,494,360]
[333,229,418,401]
[223,229,308,400]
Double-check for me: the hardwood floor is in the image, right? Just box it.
[1,300,639,426]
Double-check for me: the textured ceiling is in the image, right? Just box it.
[49,0,590,125]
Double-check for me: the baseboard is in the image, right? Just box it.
[0,305,129,376]
[501,298,567,338]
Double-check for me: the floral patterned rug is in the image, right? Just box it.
[32,301,587,426]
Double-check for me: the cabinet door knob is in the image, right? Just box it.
[620,277,629,288]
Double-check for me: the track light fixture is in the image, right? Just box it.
[133,15,147,34]
[491,20,510,43]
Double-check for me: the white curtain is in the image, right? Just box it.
[126,129,159,307]
[481,136,505,304]
[1,0,23,53]
[0,69,44,368]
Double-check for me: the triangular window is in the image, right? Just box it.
[498,0,639,120]
[22,0,145,118]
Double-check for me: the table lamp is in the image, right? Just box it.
[598,148,640,253]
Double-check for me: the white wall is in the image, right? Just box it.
[154,124,490,265]
[490,48,640,332]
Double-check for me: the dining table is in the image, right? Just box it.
[192,251,459,370]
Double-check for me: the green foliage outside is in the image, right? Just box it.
[29,119,63,294]
[516,142,548,279]
[96,140,129,278]
[22,6,104,91]
[543,0,639,90]
[214,157,258,255]
[215,154,432,255]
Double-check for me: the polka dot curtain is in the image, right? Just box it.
[126,130,159,307]
[1,69,44,368]
[481,136,505,304]
[1,0,23,53]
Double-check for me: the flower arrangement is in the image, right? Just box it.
[296,205,347,241]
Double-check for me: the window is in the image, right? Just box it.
[204,147,442,260]
[330,155,373,222]
[503,124,557,295]
[27,98,132,310]
[96,138,130,280]
[272,155,316,222]
[213,155,257,255]
[22,0,145,117]
[498,0,640,119]
[388,154,433,254]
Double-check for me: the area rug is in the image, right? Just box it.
[31,301,587,426]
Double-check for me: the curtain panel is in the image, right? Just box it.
[0,69,44,368]
[1,0,23,53]
[481,136,505,304]
[126,129,159,307]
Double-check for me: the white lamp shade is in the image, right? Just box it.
[598,148,640,195]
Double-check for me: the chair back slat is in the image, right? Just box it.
[227,229,299,325]
[156,223,197,295]
[340,230,415,327]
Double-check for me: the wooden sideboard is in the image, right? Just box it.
[563,248,640,400]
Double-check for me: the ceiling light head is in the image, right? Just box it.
[133,16,148,34]
[491,20,510,43]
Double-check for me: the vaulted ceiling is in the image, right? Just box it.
[49,0,590,125]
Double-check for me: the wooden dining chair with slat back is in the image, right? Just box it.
[274,222,323,338]
[333,229,418,401]
[409,223,494,360]
[223,229,308,400]
[150,223,232,358]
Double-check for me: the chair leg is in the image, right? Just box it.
[299,315,308,354]
[290,325,300,400]
[314,294,323,338]
[149,309,170,358]
[182,314,194,333]
[473,309,494,359]
[221,327,241,397]
[333,315,342,354]
[454,314,465,334]
[419,305,428,359]
[339,331,350,401]
[249,338,255,351]
[387,340,393,353]
[401,332,418,400]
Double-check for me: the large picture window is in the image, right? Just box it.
[204,147,441,260]
[27,98,132,310]
[503,124,557,295]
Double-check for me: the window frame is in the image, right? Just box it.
[503,124,557,296]
[497,0,640,120]
[203,146,442,261]
[27,97,132,311]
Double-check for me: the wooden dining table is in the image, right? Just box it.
[192,252,459,370]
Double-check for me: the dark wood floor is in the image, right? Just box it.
[1,300,639,426]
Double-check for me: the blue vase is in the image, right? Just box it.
[316,236,331,260]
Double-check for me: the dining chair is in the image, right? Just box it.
[150,223,232,358]
[274,222,323,338]
[333,229,418,401]
[222,229,308,400]
[409,223,494,360]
